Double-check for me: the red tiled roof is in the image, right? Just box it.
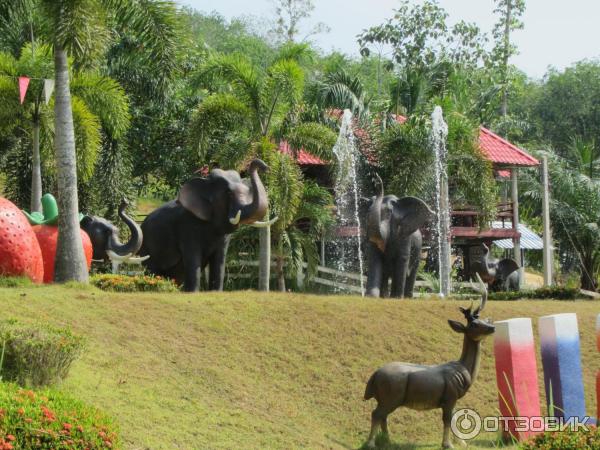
[478,126,539,167]
[279,141,327,165]
[283,114,539,168]
[395,115,539,167]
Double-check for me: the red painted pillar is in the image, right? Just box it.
[494,318,541,441]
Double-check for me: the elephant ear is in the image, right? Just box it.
[177,178,213,221]
[497,258,519,281]
[393,197,433,236]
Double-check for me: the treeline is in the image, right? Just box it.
[0,0,599,288]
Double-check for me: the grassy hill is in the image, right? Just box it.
[1,285,598,449]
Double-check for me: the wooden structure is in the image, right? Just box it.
[281,118,540,285]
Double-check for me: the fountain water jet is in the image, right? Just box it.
[332,109,365,296]
[431,106,451,297]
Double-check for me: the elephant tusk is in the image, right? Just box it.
[106,250,133,262]
[249,216,278,228]
[127,255,150,263]
[229,210,242,225]
[107,250,150,264]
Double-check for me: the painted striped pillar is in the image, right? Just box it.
[494,318,541,440]
[539,313,586,420]
[596,314,600,423]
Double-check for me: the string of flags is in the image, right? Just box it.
[1,74,55,105]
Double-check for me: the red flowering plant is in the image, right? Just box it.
[0,383,118,449]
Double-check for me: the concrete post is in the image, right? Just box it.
[511,168,523,288]
[541,155,553,286]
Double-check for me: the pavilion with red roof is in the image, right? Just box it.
[281,114,540,281]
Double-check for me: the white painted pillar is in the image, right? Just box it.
[541,156,553,286]
[511,168,523,288]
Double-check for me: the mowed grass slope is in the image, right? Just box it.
[1,286,598,449]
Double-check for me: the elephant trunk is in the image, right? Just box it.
[107,200,143,257]
[239,159,269,224]
[367,174,387,253]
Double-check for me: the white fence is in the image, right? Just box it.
[228,259,450,294]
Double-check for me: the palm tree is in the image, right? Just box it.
[1,0,178,282]
[0,44,129,212]
[306,69,371,122]
[190,45,337,290]
[565,136,600,180]
[523,150,600,291]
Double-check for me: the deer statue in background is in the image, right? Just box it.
[363,274,494,449]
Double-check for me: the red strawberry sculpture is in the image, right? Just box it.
[32,225,92,283]
[0,197,44,283]
[24,194,93,283]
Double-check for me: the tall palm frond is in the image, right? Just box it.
[565,136,600,180]
[310,69,370,121]
[71,95,101,182]
[284,122,336,160]
[71,72,130,139]
[188,93,253,165]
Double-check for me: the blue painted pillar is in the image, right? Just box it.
[539,313,586,420]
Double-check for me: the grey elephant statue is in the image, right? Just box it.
[365,176,433,298]
[473,244,520,291]
[80,200,143,262]
[140,159,271,292]
[364,274,494,449]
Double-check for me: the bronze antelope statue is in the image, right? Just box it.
[363,274,494,449]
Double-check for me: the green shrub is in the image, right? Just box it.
[0,277,34,289]
[0,382,118,449]
[520,427,600,449]
[489,287,582,301]
[90,274,179,293]
[0,321,84,388]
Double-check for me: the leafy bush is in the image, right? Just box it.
[0,382,118,449]
[0,321,84,388]
[0,277,34,289]
[520,427,600,449]
[90,274,178,293]
[489,287,582,301]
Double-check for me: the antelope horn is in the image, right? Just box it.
[473,273,488,315]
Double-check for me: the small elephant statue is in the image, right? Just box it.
[473,244,520,291]
[140,159,271,292]
[80,200,143,262]
[365,176,433,298]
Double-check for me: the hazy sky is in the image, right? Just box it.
[175,0,600,79]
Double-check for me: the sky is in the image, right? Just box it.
[175,0,600,79]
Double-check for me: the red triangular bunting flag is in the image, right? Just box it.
[18,76,30,104]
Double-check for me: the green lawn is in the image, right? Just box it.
[1,286,598,449]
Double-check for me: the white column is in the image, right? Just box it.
[541,156,553,286]
[511,168,523,288]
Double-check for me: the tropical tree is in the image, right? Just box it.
[377,101,497,224]
[0,43,129,213]
[358,0,488,117]
[305,69,371,122]
[491,0,526,117]
[522,150,600,290]
[565,136,600,180]
[0,0,178,282]
[190,45,337,290]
